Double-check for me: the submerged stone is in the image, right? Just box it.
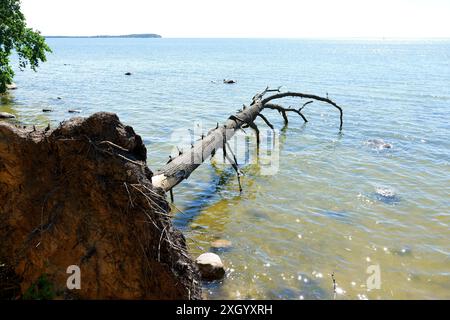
[211,239,232,249]
[6,83,17,90]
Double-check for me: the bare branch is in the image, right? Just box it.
[251,86,282,104]
[262,92,343,130]
[288,106,308,123]
[281,110,288,125]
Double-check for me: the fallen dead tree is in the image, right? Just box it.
[152,87,343,193]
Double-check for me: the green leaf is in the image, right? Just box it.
[0,0,51,93]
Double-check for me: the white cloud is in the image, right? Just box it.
[21,0,450,38]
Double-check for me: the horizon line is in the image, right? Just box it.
[43,35,450,41]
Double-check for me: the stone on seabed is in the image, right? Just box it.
[211,239,232,249]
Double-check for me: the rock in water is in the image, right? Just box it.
[195,253,225,280]
[6,83,17,90]
[375,187,395,198]
[0,112,201,299]
[366,139,392,150]
[210,239,232,249]
[0,112,15,119]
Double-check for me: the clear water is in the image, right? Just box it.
[1,38,449,299]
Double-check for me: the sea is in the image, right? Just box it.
[1,38,449,299]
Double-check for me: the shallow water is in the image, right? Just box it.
[1,38,449,299]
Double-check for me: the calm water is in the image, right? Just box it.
[1,38,449,299]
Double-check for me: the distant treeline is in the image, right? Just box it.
[45,34,162,39]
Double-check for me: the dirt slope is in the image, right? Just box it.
[0,112,201,299]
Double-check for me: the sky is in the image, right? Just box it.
[21,0,450,38]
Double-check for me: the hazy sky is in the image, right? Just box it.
[21,0,450,38]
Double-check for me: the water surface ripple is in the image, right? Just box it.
[2,38,449,299]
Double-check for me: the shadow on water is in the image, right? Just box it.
[245,207,271,221]
[172,162,238,231]
[203,273,332,300]
[201,278,229,299]
[372,192,401,205]
[1,96,9,106]
[210,246,233,254]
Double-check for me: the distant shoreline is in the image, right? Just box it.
[45,34,161,39]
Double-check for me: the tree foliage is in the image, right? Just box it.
[0,0,51,93]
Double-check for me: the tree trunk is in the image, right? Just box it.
[152,87,343,192]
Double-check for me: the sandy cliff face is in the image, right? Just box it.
[0,113,201,299]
